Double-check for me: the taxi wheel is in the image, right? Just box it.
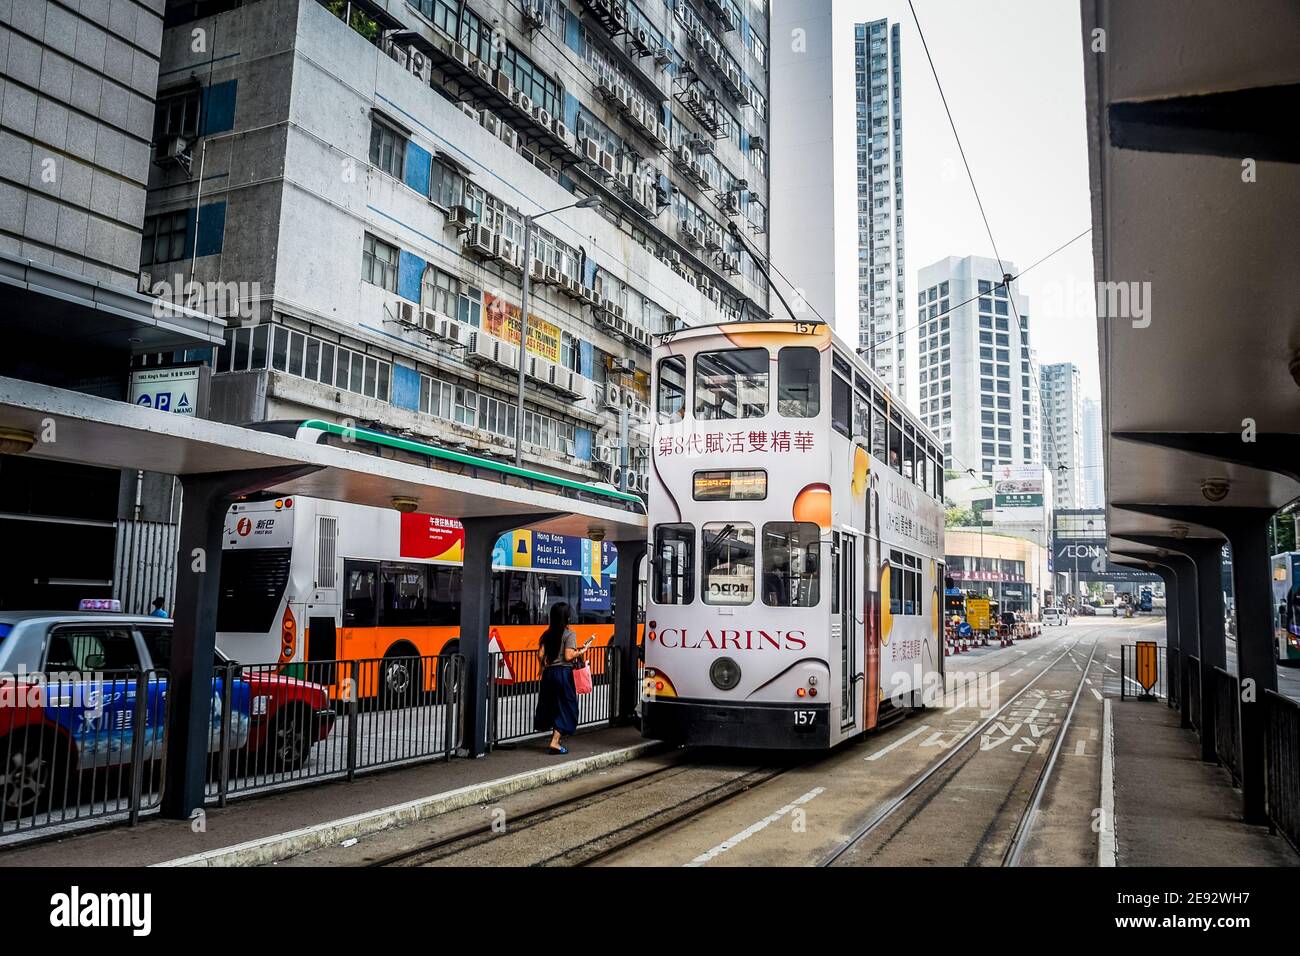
[1,734,66,818]
[270,706,311,772]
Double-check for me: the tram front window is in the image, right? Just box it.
[762,522,820,607]
[702,521,756,605]
[695,349,768,420]
[777,347,820,417]
[657,355,686,424]
[653,523,695,605]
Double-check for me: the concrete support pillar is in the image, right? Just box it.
[162,466,317,819]
[1220,515,1277,824]
[1183,539,1228,763]
[1164,555,1200,729]
[1151,566,1179,708]
[456,514,556,757]
[612,539,647,722]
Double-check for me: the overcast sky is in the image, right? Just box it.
[841,0,1100,399]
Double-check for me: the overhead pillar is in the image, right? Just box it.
[612,538,647,723]
[457,513,558,757]
[162,465,319,819]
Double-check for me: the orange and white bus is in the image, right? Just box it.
[642,319,945,749]
[216,493,628,699]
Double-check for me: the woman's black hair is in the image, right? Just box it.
[540,602,571,662]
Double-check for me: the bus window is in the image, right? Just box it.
[777,347,820,417]
[762,522,820,607]
[903,433,915,483]
[853,391,870,438]
[216,546,292,633]
[379,563,430,627]
[888,419,902,473]
[889,550,903,614]
[702,522,755,605]
[695,348,768,420]
[657,355,687,424]
[343,560,378,626]
[653,524,695,605]
[428,566,462,625]
[831,374,851,437]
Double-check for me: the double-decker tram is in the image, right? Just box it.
[643,320,945,749]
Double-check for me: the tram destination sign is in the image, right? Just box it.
[693,470,768,501]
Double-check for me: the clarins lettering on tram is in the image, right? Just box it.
[657,628,808,651]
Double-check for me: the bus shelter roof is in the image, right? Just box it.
[0,376,646,542]
[1082,0,1300,550]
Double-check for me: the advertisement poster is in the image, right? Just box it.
[483,292,561,362]
[992,463,1045,517]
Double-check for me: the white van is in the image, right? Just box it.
[1043,606,1067,626]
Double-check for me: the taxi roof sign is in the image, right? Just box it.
[78,598,121,612]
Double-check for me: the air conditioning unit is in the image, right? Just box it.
[480,109,499,136]
[496,236,522,270]
[446,204,475,230]
[452,43,473,69]
[459,102,478,121]
[494,69,514,99]
[389,299,417,329]
[552,118,572,147]
[434,316,465,344]
[617,171,633,194]
[467,330,497,364]
[522,0,546,29]
[631,26,651,54]
[630,100,645,128]
[674,143,693,168]
[545,264,562,285]
[137,270,153,294]
[466,224,497,257]
[723,191,741,215]
[534,106,551,130]
[529,257,546,282]
[579,285,600,307]
[599,150,617,177]
[559,274,581,298]
[527,356,555,384]
[705,226,723,250]
[632,326,650,349]
[632,400,650,422]
[749,135,766,152]
[681,221,703,247]
[721,252,740,275]
[581,136,601,164]
[498,125,517,150]
[158,135,191,162]
[653,122,670,149]
[514,91,534,116]
[473,59,492,85]
[602,385,621,411]
[595,444,616,465]
[689,161,707,186]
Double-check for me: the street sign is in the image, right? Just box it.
[128,364,208,417]
[967,598,991,631]
[1136,641,1159,694]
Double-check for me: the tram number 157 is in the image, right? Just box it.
[793,710,817,731]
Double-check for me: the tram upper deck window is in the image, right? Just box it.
[887,413,903,473]
[872,396,888,460]
[696,349,768,420]
[903,427,916,483]
[762,522,821,607]
[777,347,819,417]
[831,374,851,437]
[702,521,756,606]
[653,524,695,605]
[657,355,686,424]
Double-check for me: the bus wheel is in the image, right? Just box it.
[438,641,460,701]
[379,647,422,710]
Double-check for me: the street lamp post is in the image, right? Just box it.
[514,196,602,467]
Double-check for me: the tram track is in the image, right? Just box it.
[820,635,1102,867]
[369,755,804,867]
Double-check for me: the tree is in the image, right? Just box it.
[945,504,977,528]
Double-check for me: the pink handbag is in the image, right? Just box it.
[572,660,593,695]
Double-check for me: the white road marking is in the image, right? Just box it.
[943,706,960,715]
[865,724,932,761]
[1104,664,1117,674]
[1099,698,1116,867]
[1009,668,1024,677]
[685,787,825,867]
[1091,688,1103,701]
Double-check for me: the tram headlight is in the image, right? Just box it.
[709,657,741,691]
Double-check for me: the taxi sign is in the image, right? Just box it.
[78,598,122,612]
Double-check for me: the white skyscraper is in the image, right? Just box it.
[1040,364,1086,510]
[916,255,1038,487]
[1082,397,1105,508]
[853,19,907,400]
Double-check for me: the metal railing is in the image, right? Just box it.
[1265,690,1300,852]
[1119,643,1166,700]
[1212,666,1242,785]
[1168,647,1180,708]
[1188,655,1202,731]
[207,654,463,804]
[1,669,168,837]
[489,645,620,746]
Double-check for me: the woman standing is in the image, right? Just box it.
[534,602,582,755]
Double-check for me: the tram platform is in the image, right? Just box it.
[1112,697,1299,866]
[0,725,654,867]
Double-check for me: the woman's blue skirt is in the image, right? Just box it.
[535,665,578,736]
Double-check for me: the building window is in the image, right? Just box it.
[141,211,188,266]
[501,44,561,117]
[362,233,399,291]
[153,89,201,142]
[369,120,406,179]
